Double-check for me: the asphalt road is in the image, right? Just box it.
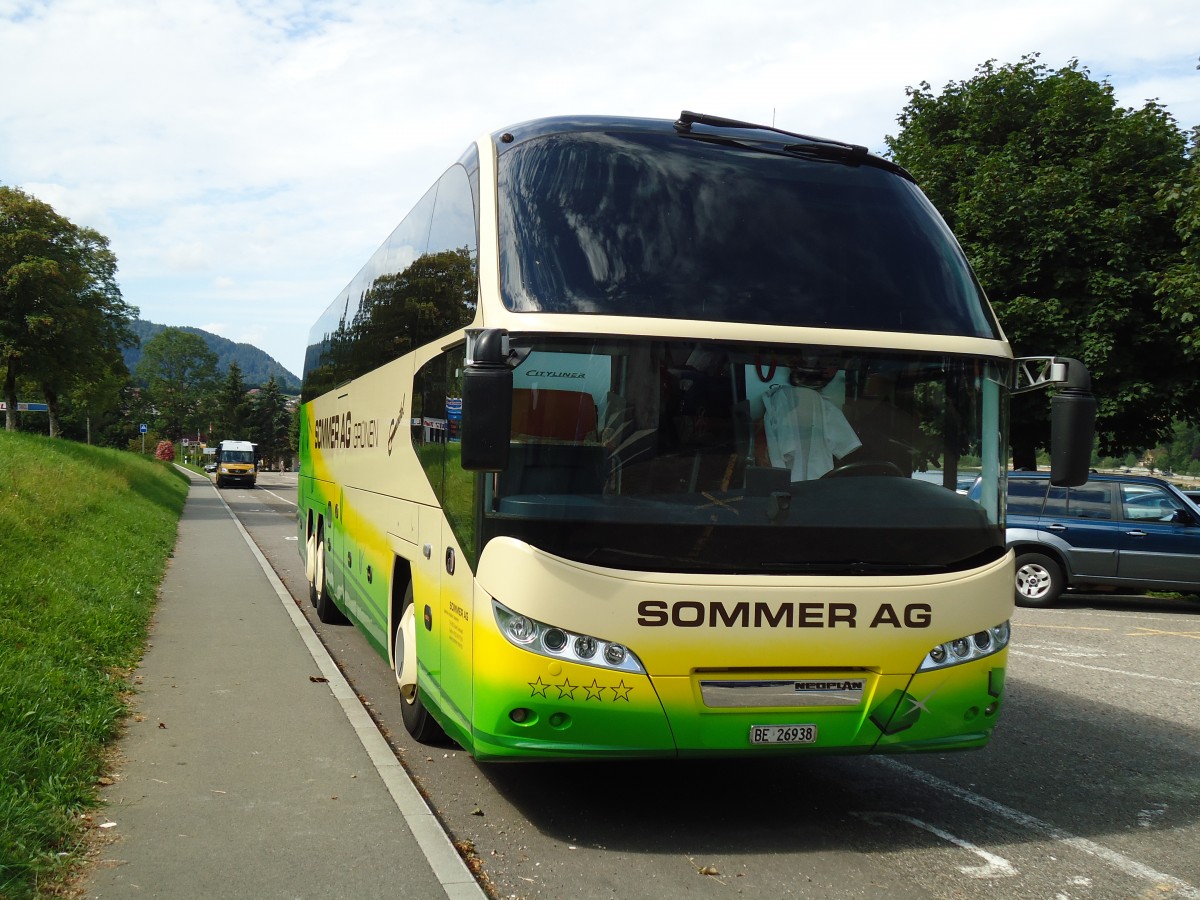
[228,472,1200,900]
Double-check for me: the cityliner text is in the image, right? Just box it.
[636,600,932,629]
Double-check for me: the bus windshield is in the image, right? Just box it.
[481,337,1008,575]
[497,129,1000,339]
[221,450,254,464]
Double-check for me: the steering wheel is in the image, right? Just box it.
[820,460,905,479]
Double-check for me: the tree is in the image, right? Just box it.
[250,376,290,470]
[0,186,136,434]
[135,328,219,441]
[212,360,253,442]
[1156,126,1200,358]
[886,56,1194,466]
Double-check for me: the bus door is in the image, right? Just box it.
[437,518,475,729]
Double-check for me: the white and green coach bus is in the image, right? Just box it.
[298,111,1094,760]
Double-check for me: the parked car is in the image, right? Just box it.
[204,462,217,473]
[982,472,1200,607]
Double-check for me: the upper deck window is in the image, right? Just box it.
[497,129,999,339]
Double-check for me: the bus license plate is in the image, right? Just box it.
[750,724,817,745]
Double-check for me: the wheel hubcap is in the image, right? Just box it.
[1016,564,1049,598]
[395,604,417,704]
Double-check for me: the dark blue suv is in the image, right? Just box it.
[997,472,1200,607]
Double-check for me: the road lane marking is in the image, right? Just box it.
[1126,627,1200,641]
[256,486,297,507]
[876,758,1200,898]
[1008,649,1200,688]
[1015,623,1111,631]
[855,812,1017,878]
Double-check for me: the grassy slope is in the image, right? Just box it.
[0,433,188,899]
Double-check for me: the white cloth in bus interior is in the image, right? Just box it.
[761,383,861,480]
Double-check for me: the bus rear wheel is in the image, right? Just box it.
[310,524,348,624]
[395,583,444,744]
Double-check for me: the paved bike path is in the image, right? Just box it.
[85,471,484,899]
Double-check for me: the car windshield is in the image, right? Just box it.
[497,128,999,338]
[479,336,1008,574]
[222,451,254,463]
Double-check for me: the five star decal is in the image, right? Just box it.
[529,676,634,701]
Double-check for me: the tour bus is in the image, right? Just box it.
[215,439,257,488]
[298,112,1094,760]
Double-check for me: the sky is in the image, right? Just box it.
[2,0,1198,381]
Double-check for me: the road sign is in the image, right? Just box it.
[0,402,49,412]
[139,423,148,433]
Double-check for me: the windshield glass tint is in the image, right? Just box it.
[497,131,998,338]
[481,338,1008,574]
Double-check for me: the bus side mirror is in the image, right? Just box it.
[1049,358,1096,488]
[460,329,512,472]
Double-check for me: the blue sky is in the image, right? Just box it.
[2,0,1198,379]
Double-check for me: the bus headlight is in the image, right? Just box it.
[493,600,646,674]
[919,620,1010,671]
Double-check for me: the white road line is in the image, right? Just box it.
[1009,649,1200,688]
[255,485,297,507]
[877,758,1200,898]
[855,812,1017,877]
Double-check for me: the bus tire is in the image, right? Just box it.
[1014,552,1064,608]
[312,524,348,624]
[395,583,444,743]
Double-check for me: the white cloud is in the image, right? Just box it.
[2,0,1198,377]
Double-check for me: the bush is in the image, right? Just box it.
[154,440,175,461]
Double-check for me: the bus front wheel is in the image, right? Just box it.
[395,583,444,744]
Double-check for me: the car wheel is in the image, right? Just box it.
[312,524,349,624]
[395,583,444,744]
[1014,552,1064,608]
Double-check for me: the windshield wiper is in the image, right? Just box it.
[674,109,867,155]
[673,109,911,179]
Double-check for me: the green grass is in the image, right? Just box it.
[0,432,188,899]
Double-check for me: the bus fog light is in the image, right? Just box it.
[510,708,531,723]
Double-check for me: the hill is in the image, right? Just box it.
[124,320,301,393]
